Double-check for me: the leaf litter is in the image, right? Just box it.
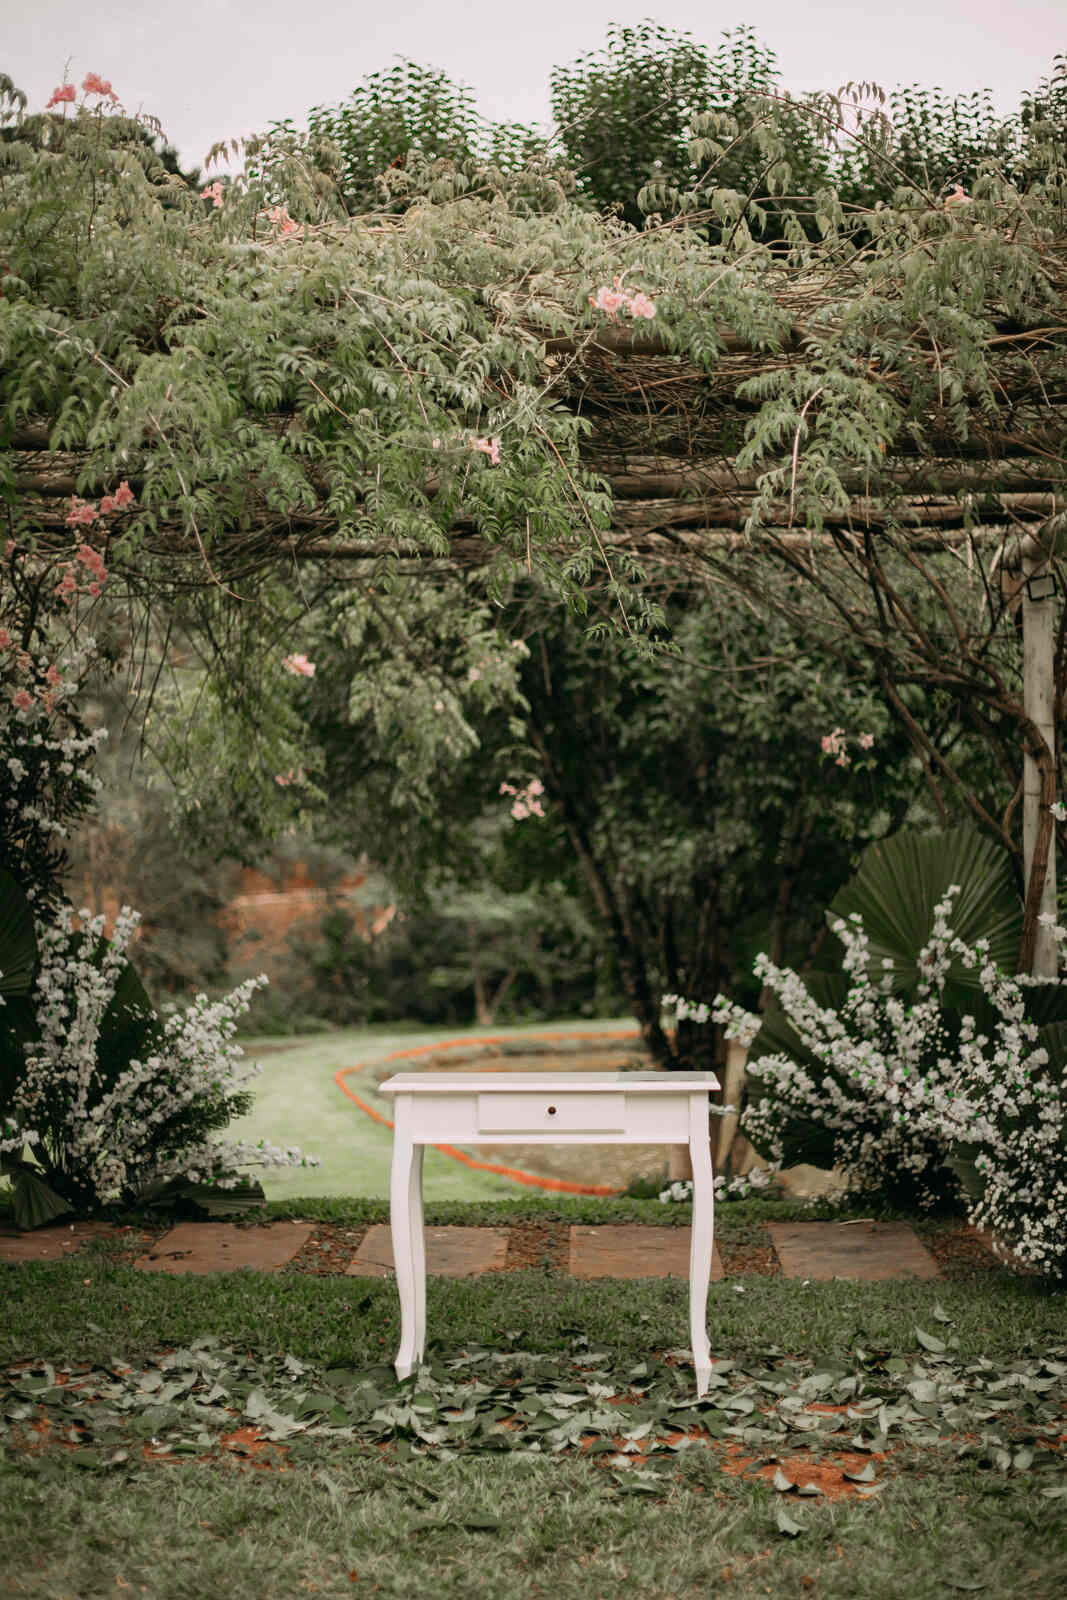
[1,1325,1063,1519]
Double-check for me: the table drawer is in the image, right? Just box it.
[476,1092,627,1135]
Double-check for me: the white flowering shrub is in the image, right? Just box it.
[703,888,1067,1276]
[0,903,317,1222]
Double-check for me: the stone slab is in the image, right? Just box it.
[0,1220,123,1263]
[133,1221,314,1274]
[347,1224,509,1278]
[568,1224,724,1280]
[768,1221,940,1280]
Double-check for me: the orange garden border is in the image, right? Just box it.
[334,1031,643,1195]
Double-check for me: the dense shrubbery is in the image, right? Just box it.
[0,876,316,1228]
[679,828,1067,1275]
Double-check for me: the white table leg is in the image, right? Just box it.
[410,1141,426,1366]
[390,1098,425,1381]
[688,1092,714,1397]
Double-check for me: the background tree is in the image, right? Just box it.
[549,22,834,235]
[294,61,544,215]
[270,566,943,1075]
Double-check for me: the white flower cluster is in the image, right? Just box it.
[658,1167,775,1205]
[0,904,318,1205]
[679,887,1067,1275]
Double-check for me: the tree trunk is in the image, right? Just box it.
[1021,535,1059,977]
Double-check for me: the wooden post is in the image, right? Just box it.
[1021,535,1058,978]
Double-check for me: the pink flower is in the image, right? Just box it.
[627,292,657,320]
[589,287,625,318]
[201,182,224,209]
[470,437,501,465]
[282,653,315,678]
[945,184,971,207]
[113,480,135,506]
[528,778,544,796]
[11,688,33,711]
[511,801,529,819]
[46,84,76,109]
[857,732,875,750]
[835,752,850,767]
[266,206,302,236]
[45,664,62,688]
[65,498,98,526]
[82,73,117,101]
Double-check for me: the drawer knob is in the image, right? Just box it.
[547,1105,557,1116]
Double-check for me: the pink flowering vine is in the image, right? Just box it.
[65,499,97,527]
[282,654,315,678]
[53,482,131,604]
[265,206,303,237]
[201,182,224,209]
[500,777,545,820]
[46,74,119,111]
[589,275,657,321]
[99,481,135,514]
[81,73,118,102]
[820,728,876,767]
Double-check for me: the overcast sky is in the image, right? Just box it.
[8,1,1065,173]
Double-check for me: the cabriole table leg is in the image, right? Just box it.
[688,1091,715,1397]
[389,1098,425,1381]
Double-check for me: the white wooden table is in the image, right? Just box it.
[379,1069,721,1396]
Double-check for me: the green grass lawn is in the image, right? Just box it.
[225,1015,640,1202]
[1,1194,1065,1599]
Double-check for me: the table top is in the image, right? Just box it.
[380,1070,721,1094]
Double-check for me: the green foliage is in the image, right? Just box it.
[302,60,546,215]
[0,863,36,996]
[550,23,834,233]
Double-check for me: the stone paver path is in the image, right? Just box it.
[2,1218,958,1281]
[347,1224,509,1279]
[569,1224,724,1280]
[767,1221,941,1280]
[0,1220,123,1263]
[133,1221,314,1275]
